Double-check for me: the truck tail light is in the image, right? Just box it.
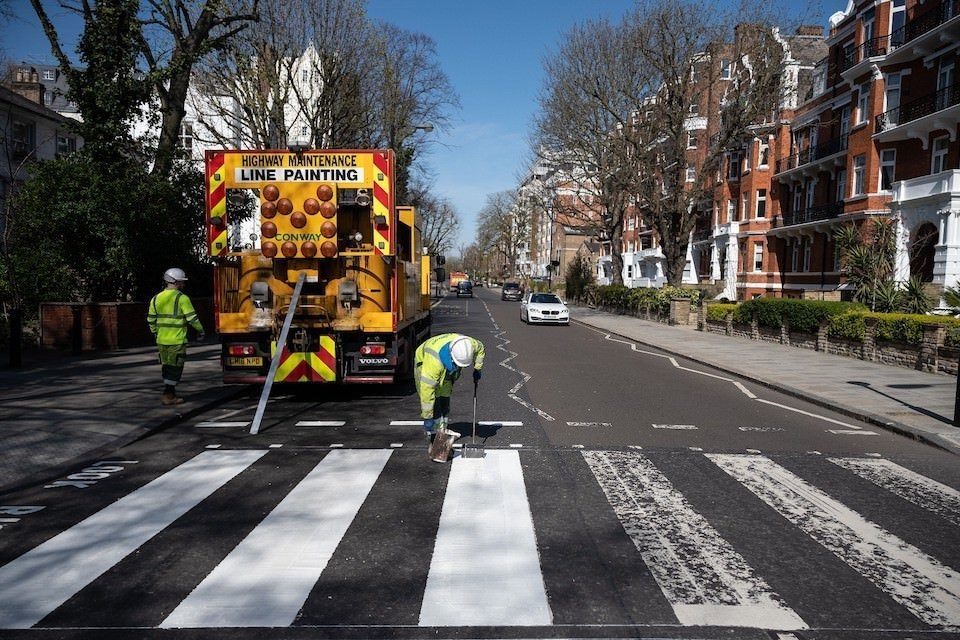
[360,343,386,355]
[228,344,257,356]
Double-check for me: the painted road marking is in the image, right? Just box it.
[0,450,266,629]
[566,421,612,427]
[296,420,346,427]
[830,458,960,527]
[653,424,698,430]
[739,426,785,432]
[195,421,250,428]
[162,449,392,628]
[755,399,862,429]
[420,450,551,626]
[827,429,879,436]
[708,454,960,627]
[479,421,524,427]
[582,451,805,630]
[390,420,424,426]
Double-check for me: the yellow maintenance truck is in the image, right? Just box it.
[205,149,432,385]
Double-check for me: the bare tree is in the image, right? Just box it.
[475,190,525,278]
[536,0,787,286]
[408,180,459,257]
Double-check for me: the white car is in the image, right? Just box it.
[521,293,570,325]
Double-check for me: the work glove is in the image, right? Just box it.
[423,417,436,434]
[472,369,482,383]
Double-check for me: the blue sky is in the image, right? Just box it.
[1,0,837,251]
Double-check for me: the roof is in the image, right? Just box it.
[0,85,72,123]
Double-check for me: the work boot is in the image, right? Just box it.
[161,391,185,406]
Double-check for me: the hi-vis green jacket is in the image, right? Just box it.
[414,333,485,419]
[147,288,203,346]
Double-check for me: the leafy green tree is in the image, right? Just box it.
[565,253,595,301]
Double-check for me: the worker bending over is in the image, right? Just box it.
[415,333,485,439]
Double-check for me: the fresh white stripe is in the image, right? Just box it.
[390,420,424,426]
[0,450,265,629]
[162,449,391,628]
[419,450,551,626]
[296,420,346,427]
[708,454,960,627]
[830,458,960,526]
[754,399,861,428]
[478,421,523,427]
[652,423,698,430]
[582,451,805,630]
[196,421,251,428]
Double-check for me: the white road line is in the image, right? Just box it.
[0,450,266,629]
[195,421,250,428]
[390,420,424,426]
[826,429,879,436]
[829,458,960,527]
[162,449,392,628]
[754,399,862,428]
[479,421,524,427]
[582,451,805,630]
[708,454,960,627]
[419,450,551,626]
[653,424,698,430]
[296,420,346,427]
[567,421,612,427]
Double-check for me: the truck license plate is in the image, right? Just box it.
[227,356,263,367]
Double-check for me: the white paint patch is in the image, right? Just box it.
[653,424,698,430]
[509,443,524,448]
[0,450,266,629]
[390,443,403,448]
[689,447,704,452]
[567,422,612,427]
[419,450,551,626]
[479,421,524,427]
[708,454,960,627]
[491,325,556,422]
[827,429,879,436]
[269,444,283,449]
[829,458,960,527]
[196,421,250,428]
[162,449,392,628]
[329,443,344,448]
[755,399,862,428]
[739,427,785,432]
[582,451,805,630]
[205,444,222,449]
[390,420,424,426]
[296,420,346,427]
[746,449,762,454]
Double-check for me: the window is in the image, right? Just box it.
[43,91,52,105]
[885,73,901,126]
[836,168,847,201]
[301,69,309,82]
[56,135,76,155]
[880,149,896,190]
[853,155,866,195]
[688,101,699,116]
[932,136,950,174]
[791,239,800,271]
[803,239,812,271]
[687,132,698,149]
[744,144,752,171]
[686,165,696,182]
[756,189,767,218]
[753,243,763,272]
[862,8,875,49]
[856,82,870,124]
[742,192,749,219]
[891,0,906,46]
[758,138,769,166]
[839,105,851,138]
[10,119,35,159]
[727,199,736,222]
[720,59,732,79]
[938,62,955,110]
[793,185,803,213]
[42,69,55,80]
[727,151,742,180]
[805,180,815,209]
[627,264,633,279]
[300,124,309,138]
[178,121,194,151]
[628,217,636,230]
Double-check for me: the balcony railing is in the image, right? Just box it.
[889,0,959,48]
[777,201,845,228]
[876,82,960,132]
[775,133,849,174]
[840,36,891,72]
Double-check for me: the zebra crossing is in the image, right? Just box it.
[0,447,957,633]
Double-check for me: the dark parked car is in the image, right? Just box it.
[501,282,523,301]
[456,280,474,298]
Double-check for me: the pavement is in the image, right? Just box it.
[1,304,958,494]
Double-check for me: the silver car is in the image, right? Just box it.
[521,293,570,325]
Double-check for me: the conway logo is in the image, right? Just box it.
[276,233,324,241]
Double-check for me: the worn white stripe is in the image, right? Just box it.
[652,424,698,430]
[295,420,346,427]
[419,450,551,626]
[196,421,251,428]
[162,449,391,628]
[708,454,960,627]
[826,429,878,436]
[754,399,861,428]
[830,458,960,527]
[582,451,805,630]
[0,450,265,629]
[567,421,612,427]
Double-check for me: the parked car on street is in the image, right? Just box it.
[456,280,474,298]
[501,282,523,301]
[521,292,569,325]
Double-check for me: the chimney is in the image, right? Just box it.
[796,25,824,37]
[8,66,45,105]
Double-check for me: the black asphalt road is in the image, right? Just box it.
[0,287,958,640]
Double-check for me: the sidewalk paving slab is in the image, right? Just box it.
[570,305,960,456]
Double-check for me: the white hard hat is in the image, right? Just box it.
[450,337,475,367]
[163,267,188,283]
